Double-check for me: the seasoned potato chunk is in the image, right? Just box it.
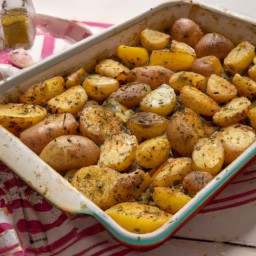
[65,68,87,88]
[213,97,251,127]
[83,74,119,102]
[117,45,148,67]
[152,187,191,214]
[140,28,170,51]
[232,74,256,99]
[206,74,237,104]
[140,84,177,116]
[127,66,174,90]
[224,41,255,75]
[248,65,256,81]
[79,106,122,145]
[98,133,138,172]
[47,85,88,115]
[248,101,256,129]
[127,112,168,142]
[192,137,224,175]
[169,71,207,92]
[136,136,171,169]
[106,202,172,234]
[20,76,65,105]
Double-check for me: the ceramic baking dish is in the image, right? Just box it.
[0,0,256,249]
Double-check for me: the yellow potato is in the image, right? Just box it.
[47,85,88,115]
[140,84,177,116]
[152,157,192,187]
[149,40,196,71]
[213,97,251,127]
[152,187,191,214]
[127,112,169,142]
[224,41,255,75]
[136,136,171,169]
[39,135,100,172]
[65,68,87,88]
[192,137,224,175]
[20,76,65,105]
[206,74,237,104]
[169,71,207,92]
[140,28,170,51]
[79,106,122,145]
[248,101,256,129]
[95,59,130,84]
[180,86,220,116]
[117,45,148,67]
[83,74,119,102]
[105,202,172,234]
[98,133,138,172]
[232,73,256,99]
[248,65,256,81]
[0,103,47,135]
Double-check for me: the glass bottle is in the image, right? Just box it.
[0,0,36,49]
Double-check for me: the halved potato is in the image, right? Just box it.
[65,68,87,88]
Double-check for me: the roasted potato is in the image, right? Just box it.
[136,136,171,169]
[20,113,78,154]
[180,86,220,116]
[170,18,204,48]
[248,65,256,81]
[140,84,177,116]
[248,101,256,129]
[105,202,172,234]
[195,33,234,60]
[169,71,207,92]
[83,74,119,102]
[39,135,100,172]
[108,82,151,109]
[127,66,174,90]
[0,103,47,135]
[98,133,138,172]
[140,28,170,51]
[127,112,168,142]
[213,97,251,127]
[47,85,88,115]
[65,68,87,89]
[79,106,122,145]
[206,74,237,104]
[224,41,255,75]
[20,76,65,105]
[63,169,78,183]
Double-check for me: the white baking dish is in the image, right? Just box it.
[0,0,256,249]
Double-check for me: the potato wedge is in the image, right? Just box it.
[95,59,130,84]
[65,68,87,88]
[127,66,174,90]
[79,106,122,145]
[152,157,192,187]
[20,76,65,105]
[0,103,47,134]
[127,112,168,142]
[98,133,138,172]
[248,101,256,129]
[39,135,100,172]
[105,202,172,234]
[140,84,177,116]
[47,85,88,115]
[180,86,220,116]
[206,74,237,104]
[108,82,151,109]
[117,45,148,67]
[224,41,255,75]
[152,187,191,214]
[169,71,207,92]
[232,73,256,99]
[213,97,251,127]
[20,113,78,154]
[83,74,119,102]
[140,28,170,51]
[136,136,171,169]
[192,137,224,175]
[215,124,256,165]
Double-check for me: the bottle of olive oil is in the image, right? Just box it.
[1,0,36,49]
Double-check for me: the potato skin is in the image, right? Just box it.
[195,33,234,60]
[39,135,100,172]
[127,66,174,90]
[20,113,78,155]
